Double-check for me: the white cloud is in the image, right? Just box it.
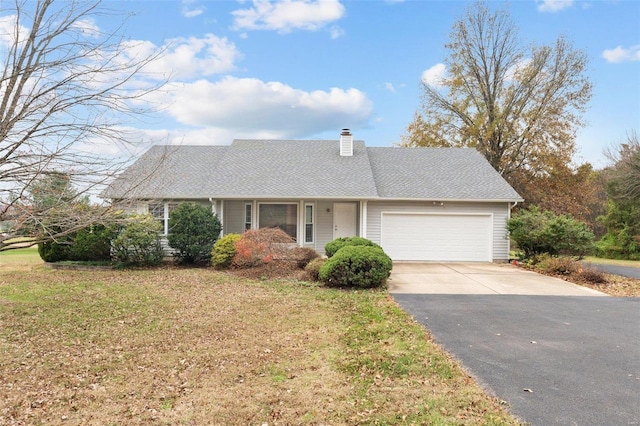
[329,25,345,39]
[537,0,573,13]
[146,76,373,138]
[384,82,396,93]
[0,15,27,48]
[118,34,241,81]
[71,18,100,37]
[181,0,204,17]
[421,63,446,88]
[232,0,346,35]
[602,45,640,63]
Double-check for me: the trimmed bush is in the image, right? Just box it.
[112,214,164,266]
[508,206,594,259]
[168,203,222,264]
[325,236,382,258]
[304,257,326,282]
[319,245,392,289]
[70,224,115,261]
[38,237,73,262]
[211,233,242,270]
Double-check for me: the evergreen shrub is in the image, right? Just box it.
[319,245,392,289]
[112,214,164,266]
[211,233,242,269]
[168,203,222,264]
[325,236,382,258]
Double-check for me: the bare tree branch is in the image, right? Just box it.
[401,1,592,197]
[0,0,166,250]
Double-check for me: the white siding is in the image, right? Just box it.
[367,201,510,262]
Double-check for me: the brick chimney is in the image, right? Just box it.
[340,129,353,156]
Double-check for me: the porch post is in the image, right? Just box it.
[360,200,368,238]
[219,200,224,236]
[298,200,304,247]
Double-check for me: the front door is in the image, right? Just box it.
[333,203,357,239]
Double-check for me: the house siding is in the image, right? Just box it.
[366,201,511,261]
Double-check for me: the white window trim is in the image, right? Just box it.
[244,202,253,231]
[304,203,315,244]
[148,201,176,235]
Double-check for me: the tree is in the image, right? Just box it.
[605,131,640,201]
[168,203,222,265]
[596,132,640,259]
[521,161,607,234]
[401,1,592,197]
[0,0,163,251]
[507,206,594,259]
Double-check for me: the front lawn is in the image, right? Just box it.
[0,264,520,425]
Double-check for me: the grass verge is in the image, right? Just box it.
[583,256,640,268]
[0,265,520,425]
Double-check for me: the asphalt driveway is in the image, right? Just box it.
[390,263,640,425]
[583,262,640,279]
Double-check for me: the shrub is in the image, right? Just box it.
[112,214,164,266]
[233,228,295,268]
[38,237,73,262]
[319,245,392,289]
[325,237,382,258]
[211,233,242,270]
[291,247,320,268]
[508,206,595,259]
[577,266,607,284]
[70,224,115,261]
[595,229,640,261]
[304,257,326,281]
[168,203,222,264]
[536,255,578,275]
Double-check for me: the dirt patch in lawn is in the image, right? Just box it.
[0,268,519,425]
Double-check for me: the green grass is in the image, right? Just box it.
[0,261,521,425]
[584,256,640,268]
[0,246,42,270]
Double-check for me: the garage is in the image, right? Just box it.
[380,213,493,262]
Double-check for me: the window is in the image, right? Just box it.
[258,203,297,240]
[305,204,314,243]
[149,202,164,231]
[148,202,178,235]
[244,203,252,231]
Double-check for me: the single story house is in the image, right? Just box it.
[104,130,523,262]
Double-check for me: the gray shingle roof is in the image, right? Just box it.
[105,140,522,201]
[367,147,522,201]
[206,139,378,198]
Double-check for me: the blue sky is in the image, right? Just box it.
[77,1,640,167]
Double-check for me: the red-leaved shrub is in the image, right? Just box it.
[232,228,295,268]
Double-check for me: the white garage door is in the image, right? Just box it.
[381,213,492,261]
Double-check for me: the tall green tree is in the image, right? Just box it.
[401,1,592,197]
